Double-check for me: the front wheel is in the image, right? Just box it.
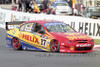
[12,37,22,50]
[50,40,59,52]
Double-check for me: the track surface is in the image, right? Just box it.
[0,28,100,67]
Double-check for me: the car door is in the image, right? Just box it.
[19,22,50,51]
[32,23,50,51]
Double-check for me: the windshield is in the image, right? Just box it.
[44,22,75,32]
[90,7,100,13]
[55,2,68,6]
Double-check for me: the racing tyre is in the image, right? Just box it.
[50,40,59,52]
[12,37,22,50]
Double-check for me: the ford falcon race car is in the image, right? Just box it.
[6,20,94,53]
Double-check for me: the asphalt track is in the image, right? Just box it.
[0,28,100,67]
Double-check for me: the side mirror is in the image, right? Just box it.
[39,30,46,34]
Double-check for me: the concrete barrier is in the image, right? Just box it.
[0,8,100,39]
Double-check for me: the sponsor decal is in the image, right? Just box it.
[18,33,39,44]
[76,44,91,47]
[65,33,80,35]
[44,22,66,27]
[41,35,47,46]
[67,35,91,40]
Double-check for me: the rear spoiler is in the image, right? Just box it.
[6,21,25,30]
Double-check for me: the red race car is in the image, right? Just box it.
[6,20,94,53]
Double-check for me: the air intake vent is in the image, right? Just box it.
[76,40,88,43]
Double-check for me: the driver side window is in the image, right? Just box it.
[33,23,45,33]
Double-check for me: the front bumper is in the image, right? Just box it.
[59,48,93,53]
[59,43,94,53]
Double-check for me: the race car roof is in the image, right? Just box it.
[24,20,63,25]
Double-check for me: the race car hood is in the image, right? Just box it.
[50,32,92,41]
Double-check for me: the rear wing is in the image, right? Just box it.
[6,21,25,30]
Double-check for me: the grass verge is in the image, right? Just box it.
[94,39,100,45]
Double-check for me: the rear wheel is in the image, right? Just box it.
[50,40,59,52]
[12,37,22,50]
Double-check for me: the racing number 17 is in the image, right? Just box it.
[41,39,46,46]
